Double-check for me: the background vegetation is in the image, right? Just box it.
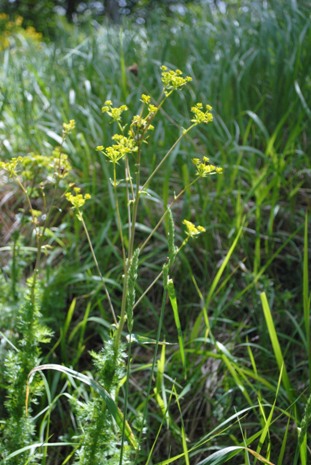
[0,0,310,464]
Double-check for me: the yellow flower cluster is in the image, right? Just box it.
[0,13,42,50]
[97,134,138,164]
[63,119,76,136]
[0,153,72,181]
[192,156,223,177]
[160,66,192,95]
[191,103,213,125]
[140,94,158,113]
[129,114,154,140]
[0,157,22,178]
[182,219,206,238]
[102,100,128,122]
[140,94,151,104]
[52,149,72,179]
[65,187,91,210]
[24,25,42,42]
[98,94,160,158]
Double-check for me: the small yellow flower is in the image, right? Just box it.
[0,157,23,178]
[192,156,223,177]
[182,219,206,238]
[160,66,192,95]
[191,103,213,125]
[97,134,138,164]
[30,209,42,218]
[15,16,23,27]
[65,188,91,211]
[141,94,151,104]
[102,101,128,122]
[63,119,76,135]
[25,26,42,42]
[148,104,158,114]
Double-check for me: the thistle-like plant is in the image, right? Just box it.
[1,278,52,465]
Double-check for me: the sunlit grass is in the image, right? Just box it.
[0,1,310,464]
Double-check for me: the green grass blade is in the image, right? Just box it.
[221,353,252,405]
[167,277,186,376]
[298,392,311,464]
[191,224,244,340]
[277,415,291,465]
[256,365,283,459]
[172,384,189,465]
[260,292,292,401]
[303,213,311,384]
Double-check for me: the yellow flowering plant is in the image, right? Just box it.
[0,66,222,464]
[56,66,223,463]
[93,66,223,351]
[0,120,76,277]
[0,13,42,50]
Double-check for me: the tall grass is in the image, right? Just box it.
[0,1,310,464]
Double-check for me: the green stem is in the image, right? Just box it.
[140,177,199,252]
[80,213,117,325]
[113,101,195,349]
[114,147,142,350]
[133,234,190,311]
[113,163,126,264]
[141,124,195,192]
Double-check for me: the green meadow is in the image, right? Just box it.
[0,1,310,464]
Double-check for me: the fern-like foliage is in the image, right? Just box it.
[74,339,134,465]
[0,276,52,464]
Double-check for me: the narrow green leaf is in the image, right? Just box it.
[260,292,292,400]
[127,248,140,332]
[303,213,311,384]
[167,278,186,375]
[192,224,243,340]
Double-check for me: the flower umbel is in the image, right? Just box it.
[63,119,76,136]
[192,156,223,177]
[0,157,23,178]
[140,94,151,104]
[65,187,91,211]
[102,100,128,122]
[161,66,192,95]
[97,134,138,164]
[191,103,213,125]
[182,219,206,238]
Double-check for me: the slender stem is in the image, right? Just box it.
[119,337,133,465]
[113,94,192,349]
[114,146,142,350]
[141,124,195,192]
[139,177,199,252]
[134,279,167,465]
[133,269,163,310]
[26,133,68,293]
[113,163,126,264]
[80,214,117,325]
[133,234,190,311]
